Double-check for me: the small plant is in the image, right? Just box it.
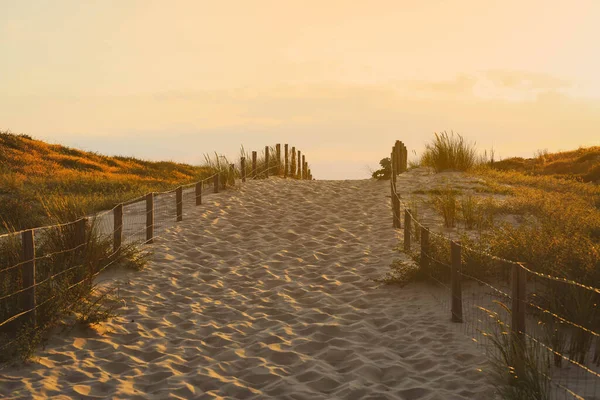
[372,157,391,180]
[431,185,458,228]
[460,195,478,230]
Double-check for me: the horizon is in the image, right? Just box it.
[2,1,599,179]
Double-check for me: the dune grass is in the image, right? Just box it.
[0,131,213,232]
[420,131,478,172]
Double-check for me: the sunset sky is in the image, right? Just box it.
[1,1,599,179]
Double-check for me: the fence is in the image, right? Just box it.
[0,143,313,358]
[388,140,599,399]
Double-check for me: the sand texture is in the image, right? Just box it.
[0,178,494,399]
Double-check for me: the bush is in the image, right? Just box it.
[372,158,391,180]
[421,131,477,172]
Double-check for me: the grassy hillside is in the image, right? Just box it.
[492,146,600,183]
[0,131,212,231]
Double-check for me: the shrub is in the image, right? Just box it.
[421,131,477,172]
[431,185,458,228]
[372,158,391,180]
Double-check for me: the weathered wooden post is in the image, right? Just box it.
[146,193,154,243]
[451,241,463,322]
[308,169,312,180]
[302,155,306,179]
[276,144,281,175]
[290,146,296,178]
[114,204,123,257]
[297,151,302,179]
[252,151,257,179]
[265,146,270,178]
[420,227,429,275]
[214,174,220,193]
[303,161,307,180]
[241,157,246,183]
[394,141,402,174]
[176,186,183,222]
[403,144,408,171]
[391,150,400,229]
[195,181,202,205]
[404,210,411,251]
[21,229,36,327]
[284,144,289,178]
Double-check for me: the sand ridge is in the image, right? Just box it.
[0,178,494,399]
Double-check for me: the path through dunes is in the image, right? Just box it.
[0,179,494,399]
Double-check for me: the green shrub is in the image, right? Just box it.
[372,157,391,180]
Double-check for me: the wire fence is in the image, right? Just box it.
[0,143,312,360]
[388,140,599,399]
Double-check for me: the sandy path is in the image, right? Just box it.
[0,178,494,399]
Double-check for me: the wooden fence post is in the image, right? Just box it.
[290,146,296,178]
[241,157,246,183]
[297,151,302,179]
[403,144,408,171]
[394,141,401,174]
[252,151,257,179]
[284,144,289,178]
[146,193,154,244]
[302,155,306,179]
[114,204,123,257]
[303,161,307,180]
[265,146,270,178]
[21,229,36,327]
[451,241,463,322]
[76,218,87,255]
[195,182,202,205]
[214,174,220,193]
[404,210,411,251]
[176,186,183,222]
[420,227,429,275]
[308,169,312,180]
[276,144,281,175]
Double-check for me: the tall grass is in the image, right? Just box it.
[0,212,147,362]
[420,131,477,172]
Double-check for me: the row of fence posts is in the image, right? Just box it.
[15,143,312,329]
[390,139,527,378]
[239,144,312,181]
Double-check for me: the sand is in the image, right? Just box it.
[0,177,495,399]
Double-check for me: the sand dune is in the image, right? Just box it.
[0,178,494,399]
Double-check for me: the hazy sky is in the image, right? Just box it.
[1,1,599,179]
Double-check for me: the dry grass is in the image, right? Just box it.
[420,131,478,172]
[0,131,213,232]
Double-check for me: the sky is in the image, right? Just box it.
[1,1,599,179]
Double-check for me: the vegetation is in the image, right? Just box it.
[420,131,478,172]
[0,215,148,362]
[383,133,600,398]
[372,157,391,180]
[0,131,213,232]
[492,146,600,183]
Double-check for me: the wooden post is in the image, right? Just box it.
[394,141,401,174]
[290,146,296,178]
[214,174,219,193]
[113,204,123,257]
[21,229,36,327]
[451,241,463,322]
[265,146,270,178]
[146,193,154,243]
[195,182,202,205]
[404,209,411,251]
[284,144,289,178]
[403,144,408,172]
[308,169,312,180]
[276,144,281,175]
[252,151,257,179]
[391,150,400,229]
[176,186,183,222]
[302,155,306,179]
[297,151,302,179]
[420,227,429,275]
[241,157,246,183]
[229,163,235,186]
